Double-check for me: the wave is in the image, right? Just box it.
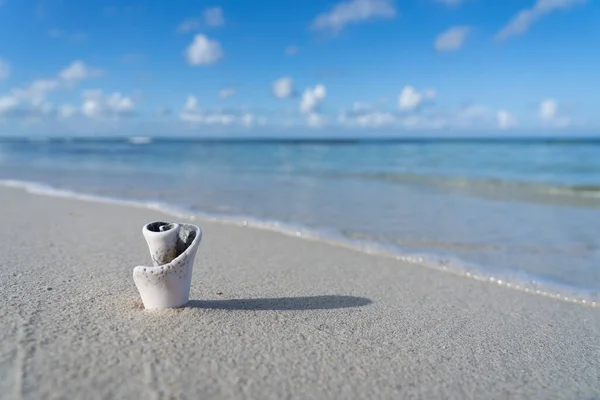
[2,178,599,308]
[321,171,600,201]
[128,136,153,145]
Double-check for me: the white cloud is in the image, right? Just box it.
[497,110,517,129]
[300,84,327,114]
[241,113,255,127]
[1,79,60,118]
[339,104,396,128]
[398,86,436,111]
[6,60,100,109]
[0,59,9,80]
[310,0,396,34]
[0,92,55,119]
[537,98,572,127]
[104,93,135,115]
[457,104,489,120]
[204,7,224,27]
[219,87,236,99]
[273,77,295,99]
[59,104,77,119]
[399,114,448,130]
[424,89,437,99]
[539,98,557,120]
[184,95,198,112]
[0,96,19,114]
[335,98,523,131]
[181,96,263,127]
[178,6,225,32]
[185,34,223,65]
[378,101,512,131]
[184,111,236,125]
[177,18,201,33]
[435,26,470,52]
[10,79,60,108]
[240,113,267,127]
[81,100,99,118]
[285,46,300,56]
[354,111,395,127]
[337,102,457,130]
[0,61,102,121]
[59,60,102,82]
[26,79,60,96]
[81,90,136,119]
[496,0,586,41]
[307,113,327,128]
[451,104,521,130]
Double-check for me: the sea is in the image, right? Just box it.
[1,137,599,305]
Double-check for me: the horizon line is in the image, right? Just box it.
[2,136,600,144]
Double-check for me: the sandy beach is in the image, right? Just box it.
[1,185,599,399]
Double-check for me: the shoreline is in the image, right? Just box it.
[1,185,599,398]
[1,178,598,308]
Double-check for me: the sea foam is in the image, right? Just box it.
[1,178,598,308]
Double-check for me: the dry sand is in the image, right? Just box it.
[1,186,599,399]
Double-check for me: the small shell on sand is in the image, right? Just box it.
[133,221,202,310]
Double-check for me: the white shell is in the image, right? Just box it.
[133,221,202,310]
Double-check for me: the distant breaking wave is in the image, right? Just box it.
[128,136,153,144]
[319,171,600,202]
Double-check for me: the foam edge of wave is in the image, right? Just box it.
[1,178,598,308]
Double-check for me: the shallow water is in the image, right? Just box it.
[1,137,599,300]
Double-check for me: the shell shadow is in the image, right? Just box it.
[186,295,372,311]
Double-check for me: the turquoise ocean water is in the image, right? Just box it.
[1,137,599,303]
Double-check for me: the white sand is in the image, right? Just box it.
[1,186,599,399]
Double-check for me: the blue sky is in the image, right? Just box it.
[0,0,598,136]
